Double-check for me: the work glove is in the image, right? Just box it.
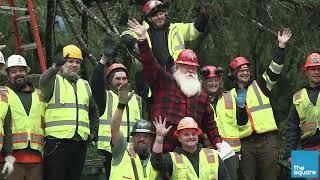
[236,88,247,108]
[103,39,116,58]
[2,155,15,178]
[118,82,135,105]
[218,141,235,161]
[54,52,67,67]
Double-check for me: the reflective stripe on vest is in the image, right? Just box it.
[223,137,241,147]
[174,32,184,51]
[215,92,241,152]
[170,148,219,180]
[47,77,89,111]
[97,91,142,152]
[109,143,158,180]
[249,82,271,112]
[135,22,201,62]
[293,88,320,139]
[8,87,45,152]
[0,93,8,151]
[0,88,8,150]
[223,92,233,109]
[12,133,44,145]
[173,149,216,164]
[45,120,89,128]
[44,75,90,139]
[237,81,277,138]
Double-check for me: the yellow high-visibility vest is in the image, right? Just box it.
[169,148,219,180]
[44,75,91,140]
[109,143,158,180]
[0,88,8,150]
[121,21,200,61]
[232,81,278,138]
[215,92,241,152]
[293,88,320,140]
[98,90,142,152]
[7,87,45,152]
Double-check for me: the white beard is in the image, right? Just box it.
[174,69,201,97]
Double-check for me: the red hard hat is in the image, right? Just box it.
[304,53,320,70]
[229,56,251,71]
[175,49,199,67]
[205,66,218,78]
[143,0,163,15]
[106,63,128,78]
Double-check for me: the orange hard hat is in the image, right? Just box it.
[175,49,199,67]
[173,117,202,137]
[105,63,128,78]
[304,53,320,70]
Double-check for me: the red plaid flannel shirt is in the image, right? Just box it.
[138,40,222,153]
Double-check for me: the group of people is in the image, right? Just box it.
[0,0,318,180]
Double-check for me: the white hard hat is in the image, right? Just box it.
[0,51,4,64]
[2,54,30,76]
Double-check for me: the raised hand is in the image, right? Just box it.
[118,82,134,105]
[153,116,172,137]
[127,18,147,41]
[278,28,292,48]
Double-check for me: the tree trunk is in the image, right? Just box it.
[45,0,56,66]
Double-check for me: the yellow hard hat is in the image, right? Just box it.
[63,44,83,60]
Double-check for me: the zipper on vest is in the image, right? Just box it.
[73,83,79,133]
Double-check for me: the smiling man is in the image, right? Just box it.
[227,29,292,180]
[39,44,99,180]
[128,19,223,154]
[108,82,157,180]
[122,0,210,71]
[285,53,320,167]
[1,55,45,180]
[91,55,142,179]
[151,116,230,180]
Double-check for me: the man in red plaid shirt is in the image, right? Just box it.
[128,19,222,153]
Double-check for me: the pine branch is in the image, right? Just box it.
[279,0,320,14]
[234,9,277,36]
[58,0,96,65]
[70,0,116,37]
[95,0,119,35]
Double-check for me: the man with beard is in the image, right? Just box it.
[0,55,45,180]
[122,0,209,71]
[201,66,240,180]
[91,54,142,179]
[151,116,230,180]
[128,19,222,153]
[123,0,210,115]
[227,28,292,180]
[285,53,320,168]
[109,82,158,179]
[39,44,99,180]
